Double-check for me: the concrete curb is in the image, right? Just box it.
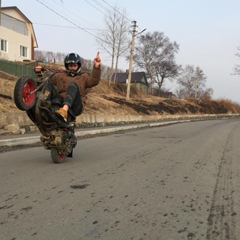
[0,120,190,147]
[1,112,239,129]
[1,113,239,148]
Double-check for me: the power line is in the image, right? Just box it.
[85,0,142,36]
[1,15,104,32]
[100,0,144,32]
[34,22,102,31]
[84,0,107,16]
[50,0,98,29]
[35,0,99,39]
[100,0,132,23]
[92,0,110,13]
[85,0,134,27]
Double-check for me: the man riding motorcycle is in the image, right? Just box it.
[44,52,101,122]
[14,52,101,163]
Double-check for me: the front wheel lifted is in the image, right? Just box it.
[51,148,66,164]
[14,76,37,110]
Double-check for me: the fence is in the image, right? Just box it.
[147,87,173,99]
[0,59,37,78]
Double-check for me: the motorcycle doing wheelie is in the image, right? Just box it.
[13,66,77,163]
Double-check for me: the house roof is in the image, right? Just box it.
[112,72,148,86]
[1,6,38,48]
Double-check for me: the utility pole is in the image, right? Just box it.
[195,67,199,99]
[126,22,146,101]
[126,20,137,101]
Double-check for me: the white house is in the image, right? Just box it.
[0,6,38,61]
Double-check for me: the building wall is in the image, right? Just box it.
[0,8,34,61]
[3,8,26,21]
[0,25,31,61]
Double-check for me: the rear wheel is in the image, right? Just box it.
[14,77,37,110]
[51,147,66,164]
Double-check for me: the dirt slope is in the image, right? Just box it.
[0,70,239,115]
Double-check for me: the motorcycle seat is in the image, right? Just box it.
[52,97,63,105]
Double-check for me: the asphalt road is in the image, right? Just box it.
[1,119,240,240]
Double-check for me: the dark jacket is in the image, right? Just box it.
[49,66,101,105]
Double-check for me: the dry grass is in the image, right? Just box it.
[215,98,240,113]
[0,70,240,115]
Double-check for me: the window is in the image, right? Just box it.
[20,45,28,57]
[1,13,28,35]
[0,39,8,52]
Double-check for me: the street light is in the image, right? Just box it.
[126,21,146,101]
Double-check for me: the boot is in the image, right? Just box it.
[55,108,68,122]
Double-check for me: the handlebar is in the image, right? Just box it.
[34,66,66,75]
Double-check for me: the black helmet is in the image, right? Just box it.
[64,53,82,76]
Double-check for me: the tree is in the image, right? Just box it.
[55,52,65,62]
[81,58,110,79]
[233,45,240,75]
[34,50,66,63]
[154,59,182,96]
[45,51,55,63]
[133,31,181,93]
[176,65,213,99]
[34,50,45,61]
[96,6,129,84]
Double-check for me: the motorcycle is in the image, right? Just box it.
[13,66,77,163]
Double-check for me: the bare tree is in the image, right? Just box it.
[176,65,213,99]
[34,50,66,63]
[155,59,182,96]
[133,31,180,93]
[82,58,92,71]
[34,50,45,61]
[96,6,130,83]
[233,45,240,75]
[112,9,130,83]
[177,65,195,98]
[46,51,55,62]
[55,52,65,62]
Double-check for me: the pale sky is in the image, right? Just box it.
[2,0,240,103]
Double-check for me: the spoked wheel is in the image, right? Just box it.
[51,147,66,164]
[14,76,37,110]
